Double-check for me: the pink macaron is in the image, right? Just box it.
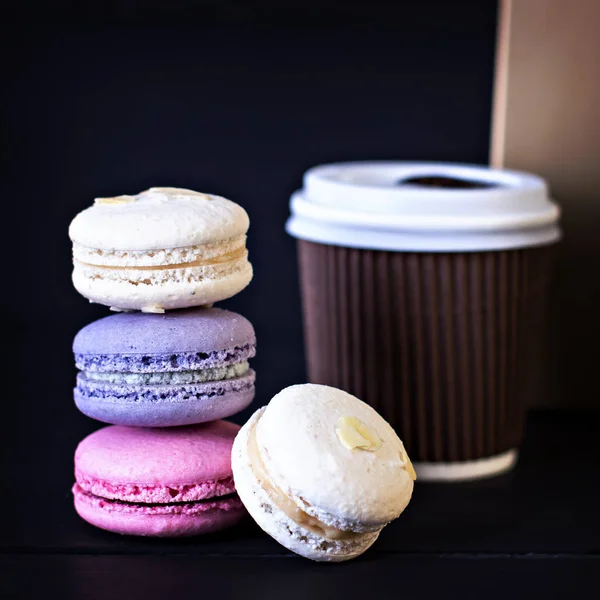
[73,421,245,537]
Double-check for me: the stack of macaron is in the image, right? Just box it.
[66,186,417,561]
[68,187,256,537]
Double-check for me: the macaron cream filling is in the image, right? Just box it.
[247,415,361,542]
[72,484,242,516]
[83,361,249,385]
[73,469,242,515]
[72,234,247,268]
[78,246,247,271]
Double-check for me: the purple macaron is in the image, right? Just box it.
[73,308,256,427]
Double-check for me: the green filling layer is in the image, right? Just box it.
[85,361,249,385]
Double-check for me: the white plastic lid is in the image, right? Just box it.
[286,162,561,252]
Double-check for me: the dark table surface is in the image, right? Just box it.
[2,410,599,599]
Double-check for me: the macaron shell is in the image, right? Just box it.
[68,189,249,250]
[75,470,235,504]
[74,373,255,427]
[73,308,256,358]
[232,409,379,561]
[75,345,255,374]
[71,263,253,311]
[255,384,414,529]
[75,422,239,488]
[74,485,245,537]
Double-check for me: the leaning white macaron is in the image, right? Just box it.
[69,187,253,312]
[232,383,415,562]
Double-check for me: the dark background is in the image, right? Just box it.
[2,0,496,429]
[6,2,597,598]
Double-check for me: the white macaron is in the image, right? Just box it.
[232,383,415,562]
[69,187,252,312]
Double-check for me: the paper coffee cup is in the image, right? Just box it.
[287,162,561,482]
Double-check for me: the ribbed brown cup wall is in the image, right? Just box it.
[298,240,552,463]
